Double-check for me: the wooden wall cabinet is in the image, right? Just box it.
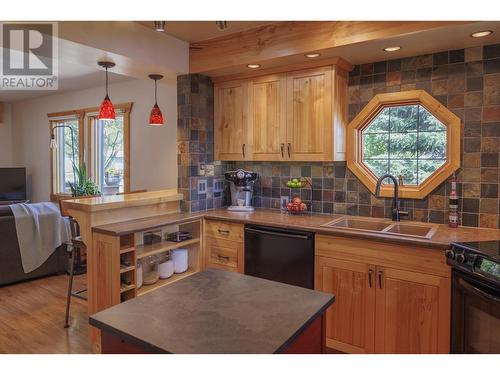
[315,235,451,354]
[248,74,287,161]
[214,65,348,162]
[214,80,250,161]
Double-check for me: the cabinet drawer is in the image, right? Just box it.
[205,220,244,242]
[205,237,243,273]
[315,234,450,278]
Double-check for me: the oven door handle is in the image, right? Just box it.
[458,278,500,304]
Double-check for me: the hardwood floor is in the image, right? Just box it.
[0,274,91,353]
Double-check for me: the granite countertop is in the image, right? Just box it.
[92,208,500,248]
[89,269,334,354]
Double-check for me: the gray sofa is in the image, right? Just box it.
[0,206,67,286]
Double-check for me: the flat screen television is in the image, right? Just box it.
[0,168,27,202]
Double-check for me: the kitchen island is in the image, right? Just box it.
[90,269,334,354]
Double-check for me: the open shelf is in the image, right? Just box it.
[135,238,200,260]
[120,265,135,274]
[120,284,136,293]
[137,270,197,296]
[120,247,135,255]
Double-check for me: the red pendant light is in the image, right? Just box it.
[148,74,164,126]
[97,61,116,120]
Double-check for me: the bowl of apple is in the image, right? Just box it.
[286,196,307,215]
[286,178,303,189]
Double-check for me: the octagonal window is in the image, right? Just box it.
[361,104,447,185]
[347,90,461,199]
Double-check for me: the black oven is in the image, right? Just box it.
[448,241,500,354]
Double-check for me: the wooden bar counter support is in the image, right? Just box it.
[62,189,183,353]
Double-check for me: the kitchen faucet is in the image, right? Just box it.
[375,173,407,221]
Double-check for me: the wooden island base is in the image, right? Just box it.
[99,313,326,354]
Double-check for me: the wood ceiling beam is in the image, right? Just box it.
[189,21,471,76]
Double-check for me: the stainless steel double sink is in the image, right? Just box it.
[321,217,439,239]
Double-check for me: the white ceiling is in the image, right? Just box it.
[0,61,132,102]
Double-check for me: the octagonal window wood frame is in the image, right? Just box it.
[346,90,461,199]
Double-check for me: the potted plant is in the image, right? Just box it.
[69,163,101,197]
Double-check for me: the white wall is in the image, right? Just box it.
[0,103,13,166]
[11,78,177,202]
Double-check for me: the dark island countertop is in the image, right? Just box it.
[89,269,334,354]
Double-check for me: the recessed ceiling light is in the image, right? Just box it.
[247,64,261,69]
[154,21,165,32]
[305,52,321,58]
[471,30,493,38]
[383,46,402,52]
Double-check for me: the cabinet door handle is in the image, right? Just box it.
[217,228,230,235]
[217,254,230,262]
[242,143,246,158]
[368,269,373,288]
[287,143,291,158]
[378,270,383,289]
[280,143,285,158]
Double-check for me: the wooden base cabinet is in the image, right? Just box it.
[204,219,244,273]
[374,267,451,354]
[315,235,451,354]
[316,256,375,354]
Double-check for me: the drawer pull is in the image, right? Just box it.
[368,269,373,288]
[378,270,383,289]
[217,254,230,262]
[217,228,230,235]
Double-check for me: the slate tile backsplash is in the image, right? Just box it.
[178,44,500,228]
[177,74,230,212]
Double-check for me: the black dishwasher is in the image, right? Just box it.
[244,225,314,289]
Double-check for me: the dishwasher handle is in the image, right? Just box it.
[245,227,312,240]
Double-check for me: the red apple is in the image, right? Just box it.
[292,196,302,205]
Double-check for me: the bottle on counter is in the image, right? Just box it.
[449,175,459,228]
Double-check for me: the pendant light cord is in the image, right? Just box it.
[105,67,109,97]
[154,79,158,105]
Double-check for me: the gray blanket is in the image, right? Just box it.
[9,202,71,273]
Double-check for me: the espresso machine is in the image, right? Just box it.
[225,169,258,212]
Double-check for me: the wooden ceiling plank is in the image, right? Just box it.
[189,21,472,76]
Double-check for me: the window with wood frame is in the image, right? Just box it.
[49,116,84,196]
[48,102,132,198]
[346,90,461,199]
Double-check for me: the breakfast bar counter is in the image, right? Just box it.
[90,269,334,354]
